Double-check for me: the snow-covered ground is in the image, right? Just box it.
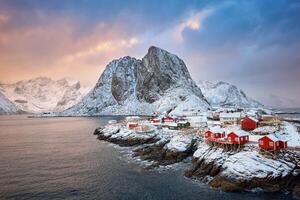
[165,135,194,152]
[280,122,300,147]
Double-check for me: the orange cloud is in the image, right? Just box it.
[0,16,139,86]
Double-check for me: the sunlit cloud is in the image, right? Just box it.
[61,37,139,63]
[174,9,214,42]
[0,13,9,24]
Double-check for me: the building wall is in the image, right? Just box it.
[241,118,257,130]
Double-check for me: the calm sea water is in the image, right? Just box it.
[0,115,292,200]
[274,107,300,118]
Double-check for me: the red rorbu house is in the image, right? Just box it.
[258,135,287,150]
[204,127,225,139]
[150,118,160,124]
[227,130,249,145]
[241,117,258,130]
[127,122,138,129]
[163,116,176,123]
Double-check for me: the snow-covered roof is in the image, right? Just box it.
[219,112,241,118]
[229,130,249,137]
[177,121,189,124]
[247,116,258,122]
[209,126,224,133]
[186,116,207,122]
[253,126,277,133]
[260,135,281,142]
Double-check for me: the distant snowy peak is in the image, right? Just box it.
[0,77,91,113]
[0,91,20,115]
[197,80,263,108]
[63,46,210,116]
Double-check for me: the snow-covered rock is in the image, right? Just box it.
[197,80,262,108]
[0,77,91,113]
[189,143,297,192]
[62,46,210,116]
[0,91,20,115]
[165,135,194,152]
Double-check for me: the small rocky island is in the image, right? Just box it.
[94,116,300,199]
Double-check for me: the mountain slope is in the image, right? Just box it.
[0,77,90,113]
[197,80,263,108]
[62,46,210,116]
[0,91,20,115]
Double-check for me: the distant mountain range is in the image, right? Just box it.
[0,47,263,115]
[0,77,90,114]
[0,91,21,115]
[197,80,262,108]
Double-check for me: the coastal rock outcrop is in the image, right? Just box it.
[94,124,197,165]
[94,123,299,198]
[185,143,300,195]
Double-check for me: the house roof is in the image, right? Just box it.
[219,112,241,118]
[209,126,225,133]
[229,130,249,137]
[245,116,258,122]
[177,121,189,124]
[260,135,281,142]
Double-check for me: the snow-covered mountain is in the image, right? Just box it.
[197,80,263,108]
[0,77,91,113]
[62,46,210,116]
[0,91,20,115]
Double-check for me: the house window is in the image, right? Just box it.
[259,140,263,145]
[235,138,238,142]
[269,141,273,146]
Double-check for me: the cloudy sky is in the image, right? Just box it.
[0,0,299,108]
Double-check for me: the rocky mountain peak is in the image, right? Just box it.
[62,46,210,116]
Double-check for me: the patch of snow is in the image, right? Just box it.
[165,135,194,152]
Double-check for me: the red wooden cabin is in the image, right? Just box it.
[127,122,138,129]
[163,116,176,123]
[278,140,288,148]
[258,135,287,150]
[205,127,225,139]
[150,118,160,123]
[227,130,249,145]
[241,117,258,130]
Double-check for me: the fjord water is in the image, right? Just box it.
[0,116,291,200]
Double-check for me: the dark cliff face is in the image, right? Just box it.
[136,46,204,103]
[111,57,141,103]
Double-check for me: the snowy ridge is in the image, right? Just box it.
[0,91,19,114]
[197,80,262,108]
[0,77,91,113]
[62,46,210,116]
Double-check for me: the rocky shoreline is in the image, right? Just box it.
[94,124,300,199]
